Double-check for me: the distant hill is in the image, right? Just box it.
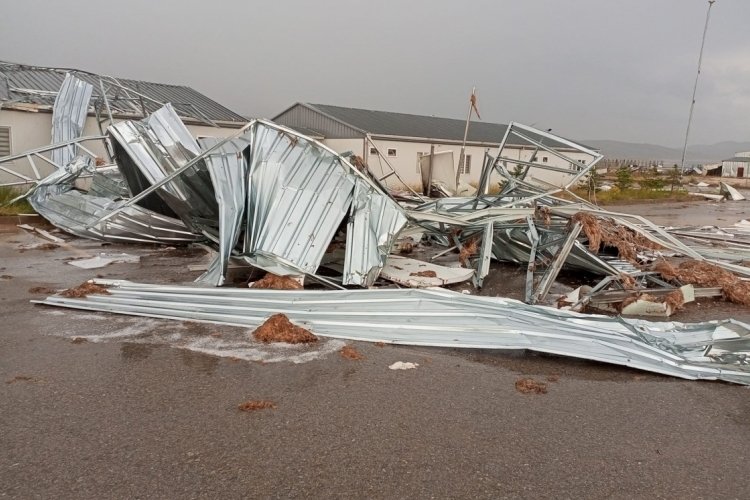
[582,139,750,164]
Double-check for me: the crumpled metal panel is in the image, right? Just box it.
[50,74,93,168]
[343,179,408,286]
[37,281,750,385]
[24,159,197,244]
[29,189,199,243]
[88,168,131,199]
[492,226,618,276]
[196,136,252,286]
[25,156,196,244]
[108,104,218,230]
[243,122,356,274]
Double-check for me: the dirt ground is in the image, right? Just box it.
[1,206,750,498]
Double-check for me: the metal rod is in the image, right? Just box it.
[0,135,107,163]
[532,222,582,304]
[680,0,716,171]
[456,87,475,189]
[426,144,435,197]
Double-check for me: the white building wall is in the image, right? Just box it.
[721,161,750,178]
[0,109,241,184]
[318,136,593,192]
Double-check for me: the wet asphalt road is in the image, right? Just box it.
[1,219,750,499]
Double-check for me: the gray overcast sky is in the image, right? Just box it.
[2,0,748,146]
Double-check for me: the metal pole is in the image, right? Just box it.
[426,144,435,196]
[680,0,716,171]
[456,87,475,190]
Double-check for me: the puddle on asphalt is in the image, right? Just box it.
[41,309,345,365]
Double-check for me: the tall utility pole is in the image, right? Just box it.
[680,0,716,171]
[456,88,480,190]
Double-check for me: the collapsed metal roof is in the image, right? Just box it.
[4,73,750,386]
[0,61,247,126]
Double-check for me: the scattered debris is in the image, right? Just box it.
[71,337,88,344]
[60,281,111,298]
[1,274,13,280]
[18,242,59,252]
[720,182,746,201]
[340,345,364,360]
[252,314,318,344]
[619,286,692,317]
[656,260,750,306]
[515,378,548,394]
[34,243,59,251]
[409,270,438,278]
[389,361,419,370]
[249,273,303,290]
[9,70,750,386]
[238,400,277,412]
[28,286,57,295]
[17,224,66,244]
[381,256,474,288]
[398,240,415,254]
[459,238,479,267]
[6,375,41,384]
[546,374,560,383]
[570,212,661,263]
[68,253,140,269]
[161,246,208,258]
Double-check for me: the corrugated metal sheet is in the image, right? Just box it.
[108,104,219,231]
[36,280,750,385]
[245,122,357,273]
[0,62,246,124]
[50,74,93,168]
[196,136,252,286]
[343,179,408,286]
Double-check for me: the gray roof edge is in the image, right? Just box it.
[309,102,489,128]
[302,103,368,135]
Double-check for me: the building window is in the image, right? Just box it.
[369,147,377,155]
[387,148,397,157]
[0,126,11,157]
[542,156,548,163]
[461,154,472,174]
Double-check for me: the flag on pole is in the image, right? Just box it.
[470,89,481,120]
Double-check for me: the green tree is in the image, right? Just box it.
[640,166,664,190]
[615,166,633,191]
[511,163,525,178]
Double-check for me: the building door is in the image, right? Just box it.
[739,167,745,178]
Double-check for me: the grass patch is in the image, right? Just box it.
[0,186,35,215]
[571,188,693,205]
